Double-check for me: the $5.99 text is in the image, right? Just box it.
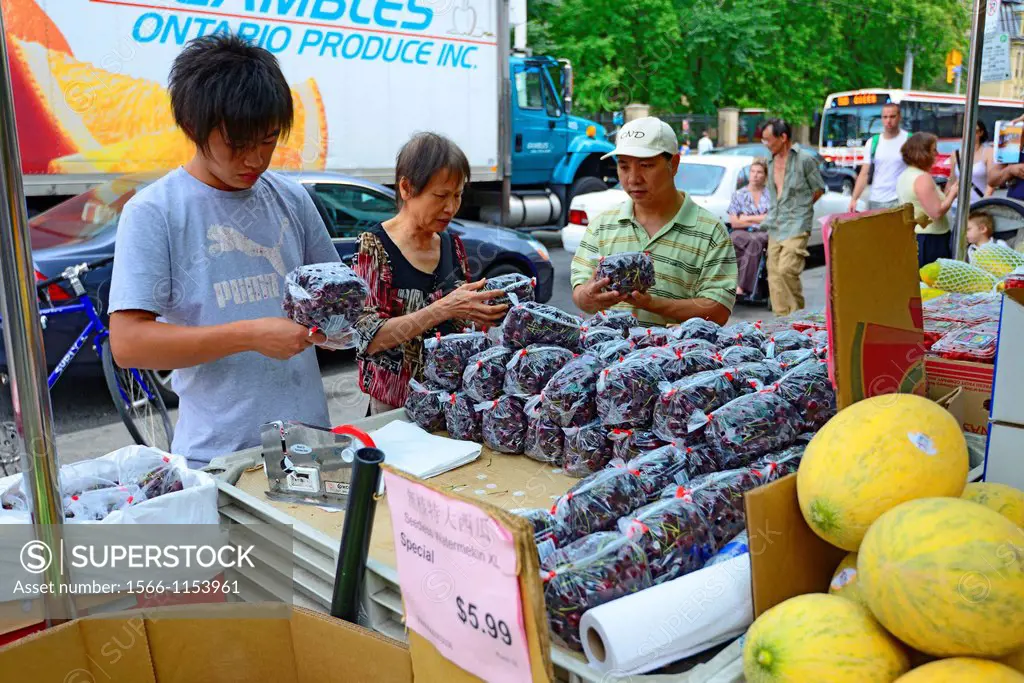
[456,596,513,646]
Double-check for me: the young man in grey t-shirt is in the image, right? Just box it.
[108,35,340,467]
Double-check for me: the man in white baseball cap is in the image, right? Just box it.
[570,116,737,326]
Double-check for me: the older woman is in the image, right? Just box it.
[353,133,507,414]
[896,132,959,268]
[727,159,771,296]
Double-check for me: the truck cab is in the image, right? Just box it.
[498,54,617,228]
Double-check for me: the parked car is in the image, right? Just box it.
[12,171,554,399]
[561,154,864,254]
[712,143,858,195]
[932,138,960,184]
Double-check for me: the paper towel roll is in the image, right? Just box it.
[579,555,753,675]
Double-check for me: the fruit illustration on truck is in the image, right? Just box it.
[3,0,616,227]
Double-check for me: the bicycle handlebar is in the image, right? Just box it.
[36,256,115,293]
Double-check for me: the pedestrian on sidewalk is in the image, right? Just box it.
[107,34,341,468]
[849,102,909,211]
[727,158,771,297]
[352,133,507,415]
[698,130,714,155]
[571,116,737,326]
[897,132,958,268]
[760,119,826,316]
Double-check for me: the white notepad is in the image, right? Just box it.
[368,420,481,479]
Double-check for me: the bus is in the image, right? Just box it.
[819,89,1024,167]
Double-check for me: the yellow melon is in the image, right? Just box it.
[828,552,866,607]
[895,657,1024,682]
[858,497,1024,658]
[797,393,968,551]
[1004,647,1024,674]
[963,482,1024,527]
[743,593,909,682]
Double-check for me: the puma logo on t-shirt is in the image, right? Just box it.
[207,221,287,276]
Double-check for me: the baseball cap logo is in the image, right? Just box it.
[620,130,646,139]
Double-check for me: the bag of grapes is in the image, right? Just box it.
[685,468,762,544]
[718,345,765,365]
[669,317,722,344]
[668,337,718,355]
[721,361,784,395]
[619,445,688,501]
[584,309,638,333]
[631,347,722,383]
[607,428,666,462]
[772,358,836,431]
[512,507,573,562]
[502,302,583,350]
[596,357,666,428]
[404,379,447,431]
[541,353,602,428]
[477,395,528,454]
[716,321,766,350]
[590,338,635,363]
[551,467,648,537]
[695,389,800,468]
[282,262,370,350]
[595,251,656,293]
[423,331,492,391]
[562,421,613,478]
[443,392,482,442]
[761,329,814,359]
[618,494,717,584]
[462,346,514,402]
[750,445,806,483]
[628,326,672,349]
[579,325,623,349]
[524,395,564,465]
[652,371,737,442]
[503,345,575,397]
[541,532,652,651]
[773,348,817,370]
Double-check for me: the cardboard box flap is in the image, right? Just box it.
[744,474,847,618]
[0,619,96,683]
[291,608,413,683]
[824,207,926,409]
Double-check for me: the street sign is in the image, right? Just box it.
[986,0,1001,35]
[982,32,1012,82]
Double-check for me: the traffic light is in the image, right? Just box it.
[947,65,956,83]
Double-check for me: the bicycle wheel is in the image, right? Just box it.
[100,339,174,452]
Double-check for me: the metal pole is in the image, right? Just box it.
[330,447,384,623]
[955,0,988,261]
[0,15,74,622]
[499,0,512,227]
[902,43,915,90]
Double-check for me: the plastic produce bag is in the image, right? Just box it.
[718,345,765,365]
[502,302,583,350]
[590,339,635,363]
[119,454,185,501]
[404,379,447,431]
[622,446,688,501]
[444,392,481,442]
[607,429,666,463]
[929,326,998,362]
[462,346,514,402]
[478,395,528,454]
[64,486,140,521]
[919,258,998,294]
[688,468,761,544]
[512,508,573,561]
[562,421,613,478]
[524,395,564,464]
[670,318,721,343]
[971,242,1024,278]
[762,330,814,359]
[552,468,648,538]
[283,262,370,350]
[700,390,800,468]
[423,331,491,391]
[482,273,536,308]
[596,251,656,293]
[789,311,827,332]
[619,495,716,584]
[705,531,749,568]
[652,371,737,442]
[632,347,723,383]
[585,309,638,333]
[668,337,718,355]
[717,321,766,350]
[541,353,601,428]
[773,359,837,431]
[503,345,575,397]
[579,325,624,349]
[628,326,672,349]
[596,357,666,428]
[723,361,784,395]
[751,445,806,483]
[773,348,818,370]
[541,532,652,651]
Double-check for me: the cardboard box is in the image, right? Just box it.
[990,288,1024,426]
[984,422,1024,489]
[924,356,993,436]
[0,603,414,683]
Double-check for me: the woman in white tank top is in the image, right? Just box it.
[952,121,994,200]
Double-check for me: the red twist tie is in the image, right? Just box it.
[724,372,734,381]
[71,495,79,501]
[449,394,457,405]
[127,496,134,504]
[476,360,483,368]
[543,570,557,583]
[520,349,528,357]
[492,400,498,408]
[435,332,441,340]
[162,456,170,463]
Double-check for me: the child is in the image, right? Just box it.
[108,34,340,467]
[966,211,1009,262]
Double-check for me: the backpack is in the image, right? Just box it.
[867,134,880,185]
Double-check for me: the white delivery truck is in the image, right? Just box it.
[3,0,617,226]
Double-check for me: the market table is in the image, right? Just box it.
[207,409,745,683]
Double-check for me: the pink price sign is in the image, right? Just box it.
[383,470,533,683]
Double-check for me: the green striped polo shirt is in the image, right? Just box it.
[570,192,737,327]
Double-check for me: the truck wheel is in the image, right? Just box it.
[570,176,607,202]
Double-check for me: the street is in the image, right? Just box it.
[40,231,826,464]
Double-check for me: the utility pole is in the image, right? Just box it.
[902,46,915,90]
[955,0,989,261]
[955,67,963,93]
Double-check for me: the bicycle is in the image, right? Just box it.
[1,257,173,454]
